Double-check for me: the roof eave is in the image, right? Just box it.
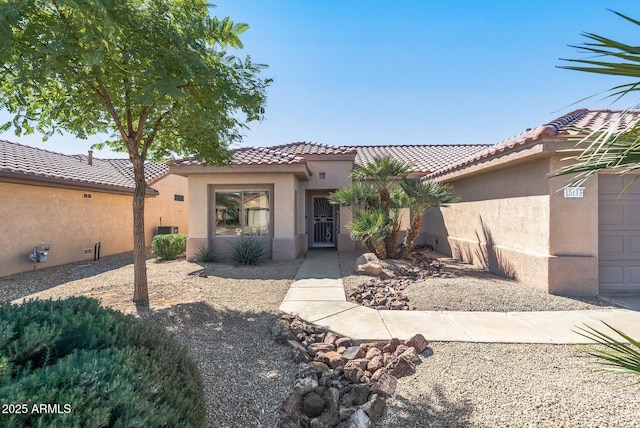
[0,171,159,196]
[169,163,311,180]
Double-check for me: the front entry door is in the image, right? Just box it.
[311,196,336,248]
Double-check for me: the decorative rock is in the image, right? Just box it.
[344,358,369,371]
[311,410,339,428]
[364,347,382,360]
[382,338,401,354]
[371,367,386,382]
[399,346,420,364]
[294,377,319,395]
[343,367,365,383]
[362,394,386,422]
[355,253,383,276]
[393,344,408,357]
[308,343,336,356]
[282,392,302,416]
[348,408,373,428]
[303,392,326,418]
[310,361,330,373]
[324,332,339,345]
[341,346,362,360]
[404,333,429,353]
[387,356,416,379]
[327,351,347,369]
[341,384,370,407]
[273,318,294,344]
[371,373,397,396]
[324,387,340,412]
[367,355,385,373]
[335,337,353,348]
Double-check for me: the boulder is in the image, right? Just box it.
[355,253,383,276]
[371,373,397,396]
[362,394,386,422]
[303,392,326,418]
[387,356,416,379]
[348,408,373,428]
[404,333,429,353]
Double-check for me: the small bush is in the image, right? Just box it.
[152,233,187,260]
[0,297,205,427]
[232,236,265,265]
[195,244,217,263]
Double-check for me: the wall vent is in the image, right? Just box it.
[174,194,184,201]
[83,248,93,254]
[83,193,92,199]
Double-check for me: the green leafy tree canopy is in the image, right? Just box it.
[0,0,271,304]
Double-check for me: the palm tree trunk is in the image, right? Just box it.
[131,156,149,305]
[401,215,422,258]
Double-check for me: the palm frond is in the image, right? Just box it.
[574,322,640,380]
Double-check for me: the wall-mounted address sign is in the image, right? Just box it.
[563,186,585,198]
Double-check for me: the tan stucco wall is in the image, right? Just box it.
[184,172,303,261]
[1,174,189,277]
[144,174,189,241]
[1,182,135,277]
[425,155,598,296]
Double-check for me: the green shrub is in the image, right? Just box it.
[195,244,217,263]
[0,297,205,427]
[152,233,188,260]
[232,236,265,265]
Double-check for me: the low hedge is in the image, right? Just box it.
[0,297,205,427]
[152,233,188,260]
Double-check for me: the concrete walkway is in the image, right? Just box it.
[279,251,640,344]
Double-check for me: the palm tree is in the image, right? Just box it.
[400,179,458,258]
[557,9,640,379]
[348,208,391,257]
[350,155,412,257]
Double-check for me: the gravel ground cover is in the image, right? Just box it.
[3,251,639,427]
[1,253,302,428]
[338,250,619,312]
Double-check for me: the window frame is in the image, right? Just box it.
[213,188,272,236]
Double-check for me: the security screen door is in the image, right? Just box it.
[311,196,335,248]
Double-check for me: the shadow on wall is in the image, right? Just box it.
[474,216,516,280]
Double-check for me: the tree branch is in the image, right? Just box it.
[142,105,175,159]
[95,75,128,143]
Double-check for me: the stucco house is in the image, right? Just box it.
[171,108,640,297]
[168,142,485,261]
[0,140,188,277]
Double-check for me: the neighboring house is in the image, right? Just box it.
[0,140,188,277]
[425,108,640,296]
[171,108,640,297]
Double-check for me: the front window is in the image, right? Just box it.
[215,190,270,236]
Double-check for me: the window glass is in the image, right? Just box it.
[215,190,269,235]
[215,191,241,235]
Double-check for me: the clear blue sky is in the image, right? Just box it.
[1,0,640,158]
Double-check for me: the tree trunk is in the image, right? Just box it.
[131,155,149,305]
[401,215,422,258]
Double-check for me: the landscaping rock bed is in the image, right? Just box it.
[348,251,444,310]
[273,314,430,427]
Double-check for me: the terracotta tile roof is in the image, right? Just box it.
[168,146,306,167]
[354,144,489,174]
[0,140,167,193]
[270,141,357,156]
[430,108,640,177]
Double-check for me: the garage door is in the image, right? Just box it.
[599,174,640,291]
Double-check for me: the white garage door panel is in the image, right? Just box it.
[631,236,640,254]
[599,266,624,286]
[599,235,624,255]
[599,205,624,226]
[629,206,640,225]
[599,175,640,291]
